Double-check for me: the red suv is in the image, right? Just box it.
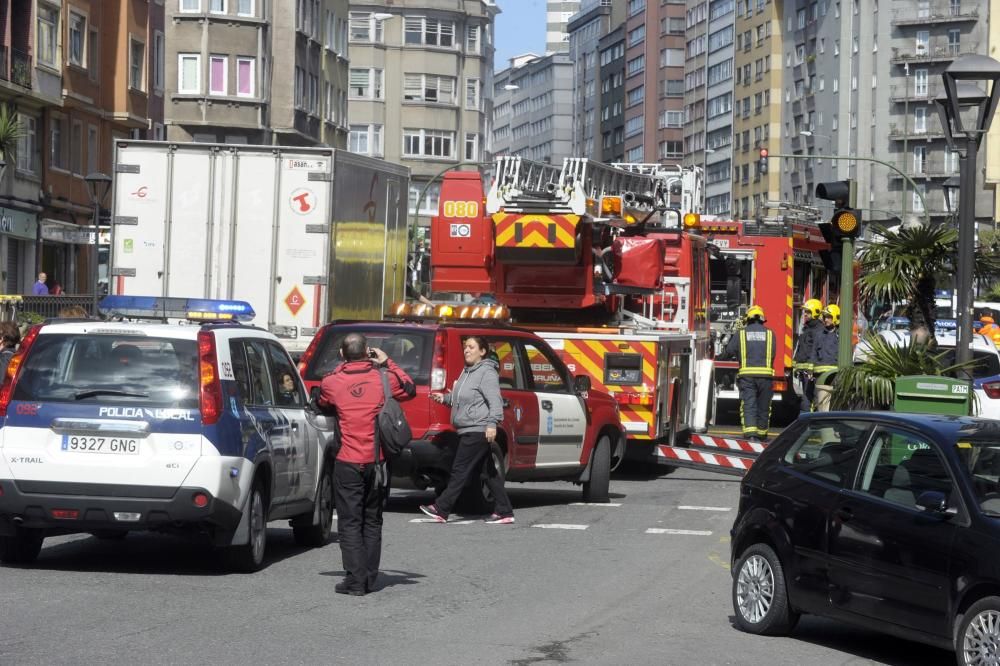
[299,320,624,507]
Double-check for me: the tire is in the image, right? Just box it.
[224,478,268,573]
[956,596,1000,666]
[0,527,44,565]
[92,530,128,541]
[732,542,800,636]
[293,465,334,547]
[582,435,611,503]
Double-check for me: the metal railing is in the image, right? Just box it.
[17,295,97,321]
[10,48,31,89]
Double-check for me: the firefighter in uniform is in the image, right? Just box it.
[725,305,776,443]
[812,305,841,404]
[793,298,824,412]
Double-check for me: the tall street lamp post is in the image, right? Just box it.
[934,55,1000,368]
[84,172,112,314]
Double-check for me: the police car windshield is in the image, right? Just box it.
[12,334,199,409]
[937,349,1000,380]
[304,327,432,385]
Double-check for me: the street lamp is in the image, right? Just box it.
[934,55,1000,370]
[84,172,112,314]
[371,12,393,20]
[942,175,961,216]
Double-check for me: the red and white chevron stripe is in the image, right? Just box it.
[690,434,767,455]
[657,445,755,473]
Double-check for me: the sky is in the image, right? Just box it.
[494,0,548,70]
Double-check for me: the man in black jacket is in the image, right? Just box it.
[793,298,824,411]
[725,306,776,443]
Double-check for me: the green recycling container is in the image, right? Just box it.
[893,375,971,416]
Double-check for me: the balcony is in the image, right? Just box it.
[890,41,979,65]
[891,6,979,26]
[888,124,946,140]
[889,83,943,103]
[0,46,32,89]
[888,161,959,179]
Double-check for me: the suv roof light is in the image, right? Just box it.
[99,296,256,322]
[387,301,510,322]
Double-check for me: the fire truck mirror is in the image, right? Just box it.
[725,256,742,311]
[573,375,592,394]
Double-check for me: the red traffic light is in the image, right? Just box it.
[759,148,769,158]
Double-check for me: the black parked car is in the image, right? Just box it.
[730,412,1000,665]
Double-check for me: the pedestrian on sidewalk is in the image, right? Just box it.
[420,335,515,525]
[31,272,48,295]
[725,305,776,443]
[317,332,415,595]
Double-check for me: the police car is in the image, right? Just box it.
[0,296,337,571]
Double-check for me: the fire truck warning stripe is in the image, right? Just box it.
[578,339,657,387]
[784,259,794,368]
[656,445,754,472]
[690,434,767,454]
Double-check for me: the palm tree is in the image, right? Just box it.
[0,104,21,168]
[857,224,1000,345]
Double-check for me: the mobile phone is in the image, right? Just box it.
[368,349,378,359]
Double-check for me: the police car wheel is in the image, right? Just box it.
[582,435,611,503]
[293,465,334,547]
[0,527,44,565]
[224,479,268,573]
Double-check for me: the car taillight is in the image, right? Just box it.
[430,330,447,391]
[0,325,41,417]
[197,331,223,425]
[984,381,1000,399]
[297,328,325,377]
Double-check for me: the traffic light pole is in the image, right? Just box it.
[838,180,858,370]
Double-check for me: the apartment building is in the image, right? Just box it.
[566,0,618,161]
[731,0,781,220]
[347,1,498,231]
[0,0,164,295]
[492,53,573,163]
[165,0,350,148]
[598,25,625,163]
[547,0,580,54]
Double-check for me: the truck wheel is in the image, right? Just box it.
[293,464,334,547]
[224,477,268,572]
[0,527,44,565]
[582,435,611,503]
[732,543,799,635]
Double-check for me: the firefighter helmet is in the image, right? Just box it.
[746,305,766,322]
[804,298,823,319]
[823,304,841,325]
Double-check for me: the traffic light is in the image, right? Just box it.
[759,148,769,175]
[815,180,861,241]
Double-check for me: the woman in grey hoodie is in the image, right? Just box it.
[420,335,515,524]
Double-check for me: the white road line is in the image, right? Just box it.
[645,528,714,536]
[569,502,623,507]
[532,523,589,530]
[409,518,478,525]
[677,505,731,512]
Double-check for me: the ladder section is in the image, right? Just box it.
[559,158,666,214]
[486,156,565,214]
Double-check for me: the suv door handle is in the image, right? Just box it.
[835,507,853,522]
[541,400,553,411]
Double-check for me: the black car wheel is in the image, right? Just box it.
[958,596,1000,666]
[732,542,799,635]
[0,527,44,565]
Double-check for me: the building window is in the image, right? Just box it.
[403,129,455,158]
[404,17,455,47]
[50,114,66,171]
[209,0,226,13]
[349,124,383,156]
[180,0,201,11]
[466,25,480,54]
[69,11,86,67]
[403,74,455,104]
[153,32,165,91]
[627,86,644,107]
[912,145,926,173]
[409,181,441,216]
[237,0,254,16]
[178,53,201,93]
[626,55,644,77]
[130,38,145,91]
[624,115,643,138]
[349,68,384,99]
[70,120,83,175]
[915,68,928,97]
[236,57,255,96]
[465,78,480,110]
[209,55,227,95]
[627,0,645,17]
[948,29,961,55]
[628,25,645,47]
[87,124,99,174]
[349,12,385,43]
[37,4,58,67]
[88,29,100,80]
[465,133,478,161]
[625,146,643,162]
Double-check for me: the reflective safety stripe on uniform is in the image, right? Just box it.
[737,330,775,377]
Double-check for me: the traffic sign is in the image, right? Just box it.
[284,286,306,316]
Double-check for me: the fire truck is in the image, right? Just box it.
[430,157,715,464]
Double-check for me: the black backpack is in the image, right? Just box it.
[376,369,412,458]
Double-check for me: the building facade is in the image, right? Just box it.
[491,53,574,164]
[566,0,617,161]
[598,24,625,163]
[165,0,350,148]
[0,0,165,295]
[546,0,581,54]
[347,1,498,232]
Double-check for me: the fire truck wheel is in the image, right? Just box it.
[732,542,800,636]
[582,435,611,503]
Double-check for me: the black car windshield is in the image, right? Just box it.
[303,327,433,385]
[12,334,199,409]
[954,439,1000,516]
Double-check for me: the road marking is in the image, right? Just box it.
[409,518,478,525]
[677,505,731,512]
[532,523,589,530]
[569,502,622,507]
[645,528,713,536]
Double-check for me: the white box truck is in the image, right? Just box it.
[109,140,410,353]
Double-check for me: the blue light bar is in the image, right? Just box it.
[98,296,256,322]
[936,318,957,330]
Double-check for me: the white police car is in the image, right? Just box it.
[0,296,337,572]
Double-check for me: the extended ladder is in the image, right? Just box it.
[486,156,565,214]
[559,158,666,214]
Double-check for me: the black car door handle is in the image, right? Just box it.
[835,507,853,522]
[541,400,553,411]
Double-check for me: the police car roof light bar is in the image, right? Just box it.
[98,296,256,322]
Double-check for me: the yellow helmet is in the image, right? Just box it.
[822,304,841,325]
[746,305,766,322]
[804,298,823,319]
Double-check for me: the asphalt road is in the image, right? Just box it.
[0,469,954,666]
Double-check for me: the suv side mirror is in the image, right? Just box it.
[916,490,956,517]
[573,375,591,393]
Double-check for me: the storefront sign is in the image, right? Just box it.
[0,207,38,241]
[41,220,110,245]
